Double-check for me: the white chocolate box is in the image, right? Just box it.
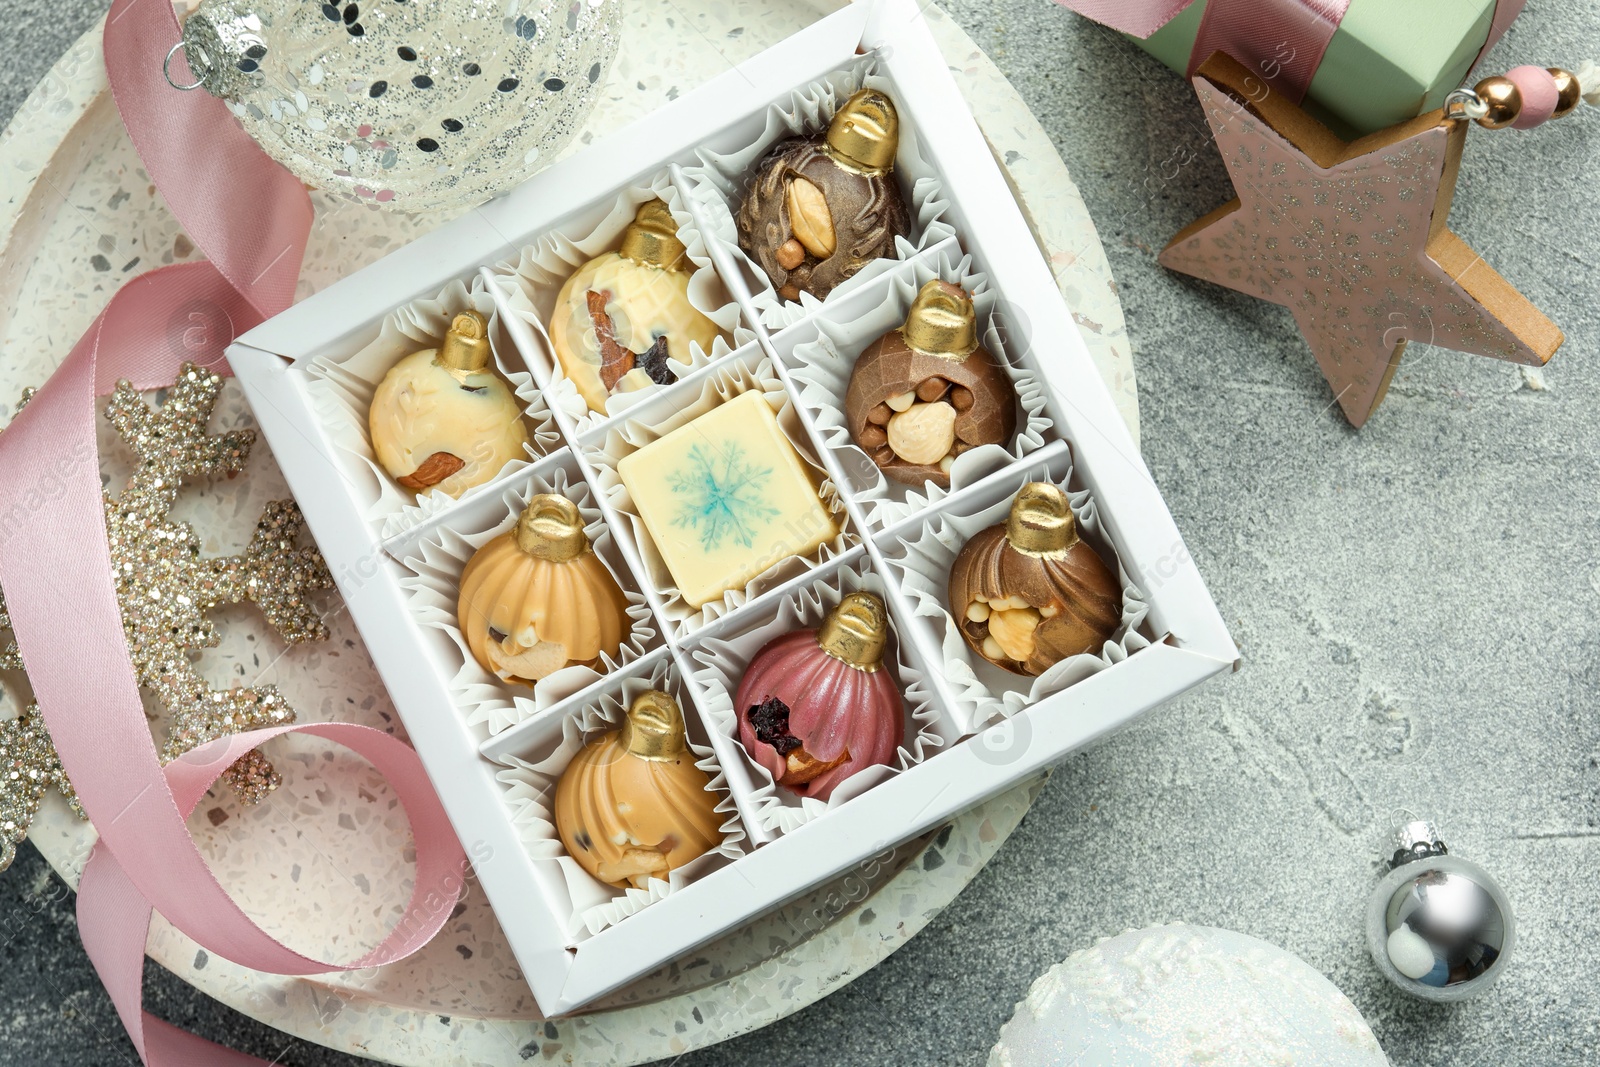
[227,0,1235,1015]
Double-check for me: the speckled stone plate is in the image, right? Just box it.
[0,3,1137,1063]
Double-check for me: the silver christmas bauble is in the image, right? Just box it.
[172,0,619,211]
[1365,820,1515,1002]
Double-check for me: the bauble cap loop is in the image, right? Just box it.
[1390,819,1449,869]
[900,279,978,358]
[824,88,899,175]
[621,689,690,761]
[1005,482,1080,557]
[816,591,889,671]
[514,494,589,562]
[436,310,492,372]
[619,199,689,272]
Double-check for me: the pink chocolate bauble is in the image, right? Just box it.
[734,593,904,801]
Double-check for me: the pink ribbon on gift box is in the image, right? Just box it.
[1056,0,1526,105]
[0,0,470,1063]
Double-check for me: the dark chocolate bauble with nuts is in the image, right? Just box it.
[736,88,910,302]
[947,482,1121,676]
[845,280,1016,489]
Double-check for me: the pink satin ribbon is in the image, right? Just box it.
[1189,0,1347,101]
[0,0,467,1061]
[1056,0,1524,105]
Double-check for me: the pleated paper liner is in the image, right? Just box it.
[302,275,562,544]
[484,170,757,438]
[491,650,748,940]
[583,352,858,639]
[679,52,955,330]
[778,246,1054,531]
[397,453,659,737]
[877,444,1154,731]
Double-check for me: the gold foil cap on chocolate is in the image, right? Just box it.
[816,591,888,672]
[901,280,978,358]
[824,88,899,175]
[619,199,689,272]
[1005,482,1080,557]
[436,310,492,372]
[514,494,589,562]
[620,689,690,761]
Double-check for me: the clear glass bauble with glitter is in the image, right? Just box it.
[174,0,619,212]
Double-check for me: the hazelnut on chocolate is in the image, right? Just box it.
[844,280,1017,489]
[947,482,1121,676]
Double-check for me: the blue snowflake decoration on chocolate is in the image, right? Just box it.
[669,443,779,550]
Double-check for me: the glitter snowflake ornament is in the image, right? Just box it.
[104,364,333,801]
[0,593,83,872]
[173,0,620,211]
[0,364,333,870]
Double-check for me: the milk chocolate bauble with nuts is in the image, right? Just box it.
[553,690,723,889]
[948,483,1121,676]
[368,309,528,497]
[548,199,723,413]
[456,494,630,685]
[734,591,905,801]
[845,280,1016,489]
[736,88,910,302]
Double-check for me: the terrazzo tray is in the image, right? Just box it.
[226,0,1235,1017]
[1,1,1162,1061]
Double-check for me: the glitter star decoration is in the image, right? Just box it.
[0,364,334,869]
[1160,53,1564,427]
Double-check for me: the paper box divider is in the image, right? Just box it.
[486,279,794,847]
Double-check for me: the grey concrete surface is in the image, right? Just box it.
[3,1,1598,1065]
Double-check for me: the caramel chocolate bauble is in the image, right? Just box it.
[736,88,910,302]
[456,494,630,685]
[368,310,528,497]
[553,690,723,889]
[947,483,1121,676]
[845,280,1016,489]
[549,199,722,413]
[734,592,904,801]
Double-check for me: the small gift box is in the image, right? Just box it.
[1099,0,1518,136]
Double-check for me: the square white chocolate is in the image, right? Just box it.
[618,390,838,608]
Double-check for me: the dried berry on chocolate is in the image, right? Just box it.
[734,592,904,800]
[736,88,910,302]
[845,279,1016,489]
[549,199,722,413]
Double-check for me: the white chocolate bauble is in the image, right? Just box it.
[369,348,528,498]
[989,924,1389,1067]
[548,252,721,412]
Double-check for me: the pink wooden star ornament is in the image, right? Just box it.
[1161,53,1564,427]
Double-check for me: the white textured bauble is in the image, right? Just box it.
[990,924,1389,1067]
[177,0,618,211]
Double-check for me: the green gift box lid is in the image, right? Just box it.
[1137,0,1499,136]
